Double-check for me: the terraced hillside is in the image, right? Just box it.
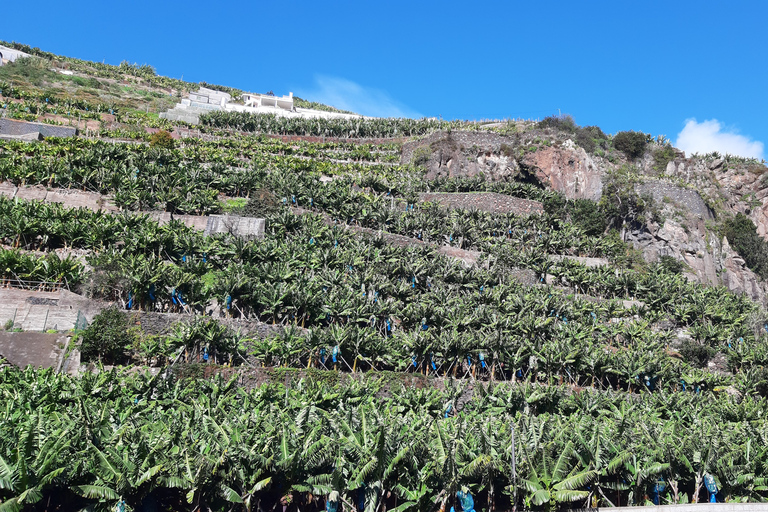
[2,42,768,512]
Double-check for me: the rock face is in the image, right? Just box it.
[625,180,768,303]
[402,131,609,200]
[402,129,768,305]
[521,144,604,200]
[402,131,522,182]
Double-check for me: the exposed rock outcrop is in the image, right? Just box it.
[402,130,768,305]
[521,143,603,200]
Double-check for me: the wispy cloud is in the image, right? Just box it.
[296,75,422,118]
[676,118,764,159]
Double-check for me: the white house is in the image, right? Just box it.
[242,92,294,111]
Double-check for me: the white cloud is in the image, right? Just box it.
[675,118,764,159]
[295,75,422,118]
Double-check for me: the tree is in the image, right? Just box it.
[613,131,648,160]
[78,307,134,364]
[149,130,175,149]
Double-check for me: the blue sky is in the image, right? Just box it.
[3,0,767,158]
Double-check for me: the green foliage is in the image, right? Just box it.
[613,131,648,160]
[599,166,649,229]
[679,339,715,368]
[659,255,685,274]
[653,146,677,172]
[244,188,281,217]
[724,213,768,279]
[536,116,609,154]
[570,199,606,236]
[537,114,577,132]
[201,111,476,137]
[148,130,175,149]
[222,197,248,213]
[412,146,432,167]
[79,307,134,364]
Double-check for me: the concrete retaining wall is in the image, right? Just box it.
[0,118,78,138]
[148,212,265,238]
[0,331,70,369]
[0,182,117,211]
[204,214,265,238]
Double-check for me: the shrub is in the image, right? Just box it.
[575,129,596,153]
[599,166,648,229]
[724,213,768,279]
[570,199,605,236]
[244,188,281,217]
[679,339,715,368]
[613,131,648,160]
[653,146,677,173]
[537,114,576,133]
[658,255,685,274]
[79,306,134,364]
[149,130,175,149]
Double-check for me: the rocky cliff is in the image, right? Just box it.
[402,129,768,304]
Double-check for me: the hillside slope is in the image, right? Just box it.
[1,42,768,511]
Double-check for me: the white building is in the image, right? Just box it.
[161,87,366,124]
[242,92,293,111]
[0,45,31,66]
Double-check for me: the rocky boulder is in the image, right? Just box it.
[521,142,604,200]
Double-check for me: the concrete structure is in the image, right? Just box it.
[0,44,30,66]
[0,183,265,238]
[0,182,117,211]
[188,87,231,107]
[0,332,70,370]
[204,214,265,238]
[0,118,78,139]
[147,212,265,238]
[159,87,230,124]
[243,92,293,110]
[160,86,364,125]
[0,288,102,332]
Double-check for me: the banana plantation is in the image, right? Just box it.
[2,49,768,512]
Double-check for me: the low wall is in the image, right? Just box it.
[0,331,69,369]
[0,182,117,211]
[0,118,78,138]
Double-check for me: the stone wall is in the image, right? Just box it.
[419,192,543,216]
[127,311,283,338]
[1,183,265,238]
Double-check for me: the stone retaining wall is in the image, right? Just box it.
[419,192,543,216]
[1,183,264,238]
[127,311,283,338]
